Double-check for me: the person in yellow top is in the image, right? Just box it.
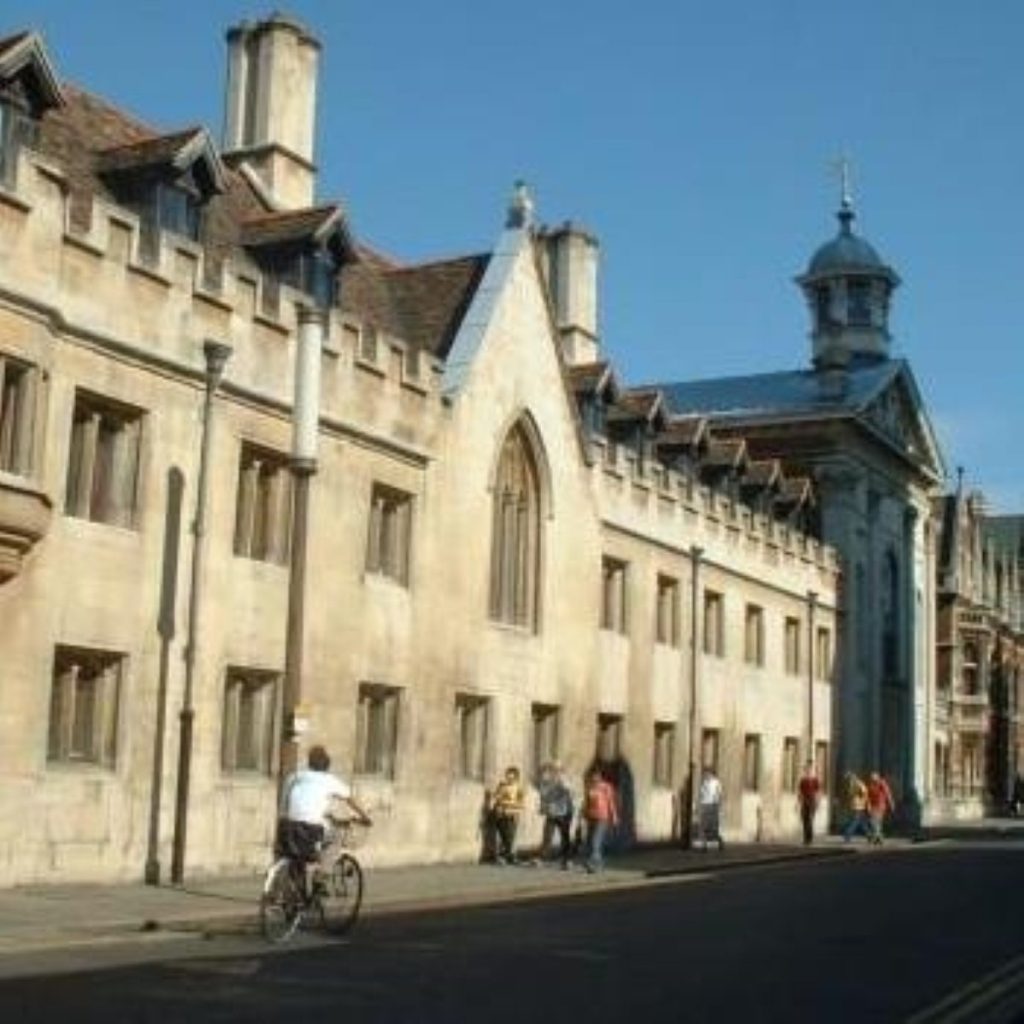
[491,766,525,865]
[842,771,871,842]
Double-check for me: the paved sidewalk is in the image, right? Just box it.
[0,841,852,956]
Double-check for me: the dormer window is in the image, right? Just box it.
[156,181,201,240]
[0,32,64,188]
[97,126,226,265]
[241,204,354,315]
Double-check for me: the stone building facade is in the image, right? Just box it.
[0,19,839,886]
[656,197,945,822]
[933,483,1024,816]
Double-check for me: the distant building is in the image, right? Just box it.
[0,20,837,885]
[934,482,1024,815]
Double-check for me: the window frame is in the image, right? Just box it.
[233,441,292,565]
[47,645,123,770]
[453,693,490,783]
[600,557,629,634]
[355,682,401,779]
[652,721,676,789]
[0,352,36,477]
[366,482,413,586]
[744,603,765,667]
[64,389,144,529]
[530,702,560,780]
[743,734,762,792]
[596,712,624,765]
[782,737,800,792]
[221,667,280,775]
[655,574,680,647]
[703,590,724,657]
[784,616,802,675]
[701,728,720,775]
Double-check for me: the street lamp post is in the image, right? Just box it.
[683,544,704,848]
[171,339,231,886]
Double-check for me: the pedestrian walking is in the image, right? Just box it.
[698,766,725,852]
[581,768,618,872]
[797,761,821,846]
[842,771,871,842]
[1011,774,1024,817]
[490,766,525,864]
[866,771,894,845]
[536,761,574,869]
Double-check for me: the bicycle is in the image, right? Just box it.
[260,819,368,943]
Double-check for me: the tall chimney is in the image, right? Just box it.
[223,13,320,209]
[540,221,600,366]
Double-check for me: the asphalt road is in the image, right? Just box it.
[3,843,1024,1023]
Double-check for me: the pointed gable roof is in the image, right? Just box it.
[0,30,64,112]
[97,126,227,194]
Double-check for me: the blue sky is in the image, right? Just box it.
[7,1,1022,510]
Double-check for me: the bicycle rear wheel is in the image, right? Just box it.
[260,858,302,943]
[321,853,363,934]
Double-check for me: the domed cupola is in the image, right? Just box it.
[797,192,900,370]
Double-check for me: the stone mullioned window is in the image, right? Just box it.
[64,390,143,529]
[233,442,292,565]
[221,667,279,775]
[366,483,412,585]
[48,645,122,769]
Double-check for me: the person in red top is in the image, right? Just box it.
[797,761,821,846]
[582,768,618,873]
[866,771,895,845]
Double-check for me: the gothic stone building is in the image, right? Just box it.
[0,19,838,885]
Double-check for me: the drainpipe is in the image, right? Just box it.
[171,339,232,885]
[280,305,324,785]
[683,545,704,848]
[145,467,185,885]
[807,590,818,759]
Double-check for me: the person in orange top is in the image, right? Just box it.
[582,768,618,873]
[866,771,894,845]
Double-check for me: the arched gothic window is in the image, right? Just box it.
[489,422,541,629]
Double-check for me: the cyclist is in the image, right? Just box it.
[277,744,371,889]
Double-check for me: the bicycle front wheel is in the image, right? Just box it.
[322,853,364,934]
[260,858,302,943]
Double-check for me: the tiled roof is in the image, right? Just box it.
[704,438,747,468]
[567,361,613,394]
[656,416,706,450]
[35,84,267,247]
[743,459,780,488]
[384,255,489,357]
[607,387,663,424]
[240,204,343,247]
[97,127,206,173]
[338,253,489,359]
[657,359,903,422]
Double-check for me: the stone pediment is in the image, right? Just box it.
[859,372,942,479]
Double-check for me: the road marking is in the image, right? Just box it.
[906,952,1024,1023]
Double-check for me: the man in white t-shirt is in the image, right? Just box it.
[277,745,371,874]
[697,766,725,852]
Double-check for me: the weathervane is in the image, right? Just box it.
[829,153,854,211]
